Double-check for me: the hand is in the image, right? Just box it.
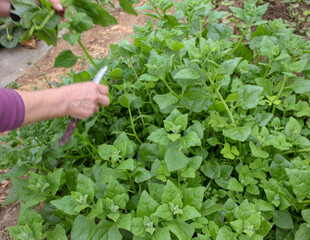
[17,82,110,127]
[34,0,65,19]
[0,0,11,17]
[63,82,110,119]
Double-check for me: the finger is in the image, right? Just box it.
[97,95,110,107]
[97,84,109,96]
[49,0,63,11]
[93,105,100,114]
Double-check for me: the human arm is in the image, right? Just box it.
[0,82,110,132]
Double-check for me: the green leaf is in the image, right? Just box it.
[71,215,96,240]
[109,68,123,78]
[249,142,269,158]
[180,205,201,221]
[117,214,131,231]
[135,167,152,183]
[295,223,310,240]
[153,227,171,240]
[227,178,243,192]
[162,180,182,204]
[136,191,159,216]
[0,27,24,48]
[37,28,57,46]
[47,224,67,240]
[270,154,291,180]
[302,209,310,224]
[183,187,205,210]
[216,226,235,240]
[174,68,200,80]
[54,50,79,68]
[63,33,81,46]
[238,85,263,109]
[77,173,95,201]
[18,202,44,226]
[289,78,310,94]
[201,199,224,216]
[223,126,251,142]
[260,36,276,57]
[92,220,122,240]
[179,88,212,112]
[154,203,173,221]
[168,220,195,240]
[200,159,220,179]
[273,210,294,229]
[220,58,241,75]
[180,131,201,149]
[87,199,103,220]
[131,217,145,237]
[46,168,63,195]
[234,200,253,220]
[2,163,29,179]
[98,144,117,160]
[12,178,46,208]
[51,195,79,215]
[104,176,127,198]
[153,93,179,110]
[118,0,138,15]
[290,60,307,72]
[164,148,189,172]
[207,23,232,40]
[147,128,170,145]
[285,169,310,200]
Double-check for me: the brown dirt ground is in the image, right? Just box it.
[0,0,309,239]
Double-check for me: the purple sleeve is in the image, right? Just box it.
[0,88,25,132]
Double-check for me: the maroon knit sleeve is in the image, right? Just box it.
[0,88,25,132]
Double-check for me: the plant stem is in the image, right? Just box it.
[231,17,252,55]
[272,76,287,114]
[283,148,310,155]
[138,108,145,129]
[128,106,143,144]
[38,9,55,30]
[160,77,181,99]
[127,171,137,194]
[77,39,98,70]
[206,179,213,192]
[203,66,236,125]
[215,88,236,125]
[75,131,98,154]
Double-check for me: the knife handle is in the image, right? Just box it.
[58,118,80,146]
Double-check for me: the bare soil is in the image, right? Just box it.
[0,0,309,239]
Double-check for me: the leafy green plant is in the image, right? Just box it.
[1,0,310,239]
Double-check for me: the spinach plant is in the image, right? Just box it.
[1,0,310,239]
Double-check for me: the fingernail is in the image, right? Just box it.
[56,3,63,11]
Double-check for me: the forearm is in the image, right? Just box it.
[17,87,68,126]
[0,82,108,132]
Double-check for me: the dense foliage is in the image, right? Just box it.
[1,0,310,239]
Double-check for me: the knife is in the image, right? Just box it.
[59,66,108,146]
